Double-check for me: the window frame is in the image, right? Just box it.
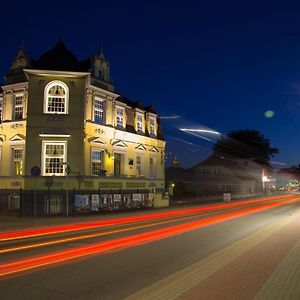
[116,105,125,128]
[11,146,24,176]
[44,81,69,114]
[14,93,24,121]
[93,96,104,124]
[91,148,104,176]
[149,116,156,136]
[136,154,144,176]
[42,141,67,176]
[136,112,144,133]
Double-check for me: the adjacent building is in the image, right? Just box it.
[0,40,168,213]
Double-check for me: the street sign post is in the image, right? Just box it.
[31,166,41,216]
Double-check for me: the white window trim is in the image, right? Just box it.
[93,96,104,124]
[44,81,69,114]
[136,154,144,176]
[11,146,24,176]
[42,141,67,176]
[14,93,24,120]
[116,105,125,128]
[136,112,144,133]
[149,116,156,136]
[149,155,157,178]
[91,148,104,176]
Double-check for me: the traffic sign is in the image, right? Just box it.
[31,166,41,177]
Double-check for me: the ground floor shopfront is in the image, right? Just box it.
[0,176,169,216]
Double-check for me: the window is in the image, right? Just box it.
[114,152,124,176]
[14,94,24,120]
[91,149,103,175]
[149,117,156,136]
[44,81,69,114]
[149,156,156,178]
[42,142,66,176]
[0,97,3,122]
[136,113,143,132]
[136,155,143,176]
[12,148,23,176]
[94,97,104,124]
[116,106,125,128]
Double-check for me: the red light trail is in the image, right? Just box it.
[0,195,299,278]
[0,194,293,242]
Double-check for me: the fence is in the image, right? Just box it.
[0,188,155,217]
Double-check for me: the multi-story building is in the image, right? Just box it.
[0,40,168,213]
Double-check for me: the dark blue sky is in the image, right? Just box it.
[2,0,300,167]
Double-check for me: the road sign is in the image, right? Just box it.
[31,166,41,177]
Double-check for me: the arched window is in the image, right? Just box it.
[44,81,69,114]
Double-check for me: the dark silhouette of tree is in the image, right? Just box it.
[213,129,279,165]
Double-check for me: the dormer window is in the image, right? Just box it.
[136,112,144,133]
[44,81,69,114]
[149,116,156,136]
[116,106,125,128]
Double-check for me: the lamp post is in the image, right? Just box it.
[62,162,70,216]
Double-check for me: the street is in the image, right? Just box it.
[1,194,300,299]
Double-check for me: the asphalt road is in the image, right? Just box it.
[1,194,300,299]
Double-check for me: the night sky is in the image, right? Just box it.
[2,0,300,168]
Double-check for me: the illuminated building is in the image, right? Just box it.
[0,40,168,212]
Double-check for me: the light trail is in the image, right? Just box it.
[0,195,299,278]
[0,194,294,242]
[180,128,220,135]
[0,198,282,254]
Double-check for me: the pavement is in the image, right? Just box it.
[126,203,300,300]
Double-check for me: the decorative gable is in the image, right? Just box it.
[149,146,159,153]
[135,144,146,151]
[88,137,106,144]
[112,140,127,148]
[9,134,25,142]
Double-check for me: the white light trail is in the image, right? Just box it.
[180,128,220,135]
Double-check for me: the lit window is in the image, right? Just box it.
[116,106,125,128]
[136,113,143,132]
[149,157,156,178]
[12,148,23,176]
[114,152,124,176]
[43,142,66,176]
[0,97,3,123]
[136,155,143,176]
[149,117,156,136]
[44,81,69,114]
[94,97,104,124]
[91,149,103,175]
[14,94,24,120]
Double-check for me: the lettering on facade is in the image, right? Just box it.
[99,182,123,189]
[126,182,146,188]
[94,128,104,134]
[11,123,24,129]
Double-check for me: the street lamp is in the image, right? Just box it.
[62,162,70,216]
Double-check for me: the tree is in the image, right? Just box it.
[213,129,279,165]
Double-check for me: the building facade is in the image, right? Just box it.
[0,41,168,213]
